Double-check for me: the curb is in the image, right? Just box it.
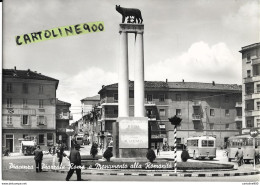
[50,169,260,177]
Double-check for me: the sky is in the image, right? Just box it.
[3,0,260,121]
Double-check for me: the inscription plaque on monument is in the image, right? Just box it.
[119,118,148,148]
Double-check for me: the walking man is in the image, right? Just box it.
[33,145,43,172]
[235,147,243,166]
[66,144,82,181]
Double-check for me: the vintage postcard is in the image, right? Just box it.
[1,0,259,184]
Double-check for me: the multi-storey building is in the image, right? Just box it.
[2,67,59,152]
[239,43,260,133]
[98,80,242,149]
[56,99,72,147]
[79,95,101,144]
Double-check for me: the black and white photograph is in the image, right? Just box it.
[1,0,260,183]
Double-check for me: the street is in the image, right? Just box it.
[2,145,259,182]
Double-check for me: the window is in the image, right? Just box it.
[257,84,260,93]
[246,120,253,128]
[194,123,200,130]
[225,124,229,129]
[147,94,153,102]
[237,109,242,116]
[187,140,198,147]
[7,116,12,125]
[209,123,214,130]
[202,140,208,147]
[176,109,181,116]
[23,99,28,108]
[257,119,260,128]
[22,115,29,125]
[225,109,230,116]
[210,109,215,116]
[38,116,45,125]
[246,53,251,62]
[39,100,44,108]
[247,70,251,78]
[7,83,12,93]
[39,134,44,144]
[159,109,165,116]
[159,94,165,102]
[225,96,229,103]
[257,102,260,110]
[7,98,12,108]
[22,83,28,93]
[39,85,43,94]
[113,108,118,115]
[146,109,153,116]
[114,93,118,102]
[236,122,242,129]
[176,94,181,101]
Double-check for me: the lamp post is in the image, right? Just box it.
[168,115,182,173]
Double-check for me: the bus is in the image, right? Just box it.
[226,134,260,163]
[186,136,216,160]
[75,133,84,145]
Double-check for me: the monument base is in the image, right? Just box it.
[113,117,148,158]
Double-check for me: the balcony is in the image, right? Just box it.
[245,94,252,100]
[235,102,242,108]
[235,116,242,122]
[192,101,201,106]
[252,58,260,65]
[147,114,156,121]
[145,101,156,106]
[245,110,260,117]
[101,102,118,106]
[192,114,201,121]
[244,77,253,83]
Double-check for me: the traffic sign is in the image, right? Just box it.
[250,128,259,138]
[66,125,75,136]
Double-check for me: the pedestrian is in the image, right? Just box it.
[235,147,243,166]
[66,144,82,181]
[58,144,67,167]
[33,145,43,172]
[157,147,160,156]
[254,146,259,165]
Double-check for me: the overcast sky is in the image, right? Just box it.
[3,0,260,121]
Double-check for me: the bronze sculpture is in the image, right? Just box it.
[116,5,143,24]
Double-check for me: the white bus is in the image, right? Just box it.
[226,134,260,163]
[186,136,216,160]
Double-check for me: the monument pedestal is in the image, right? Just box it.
[113,117,148,158]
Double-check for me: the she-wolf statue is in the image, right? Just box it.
[116,5,143,24]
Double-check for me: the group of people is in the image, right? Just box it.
[235,147,259,166]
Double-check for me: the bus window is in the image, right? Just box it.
[202,140,207,147]
[187,140,198,147]
[208,140,214,147]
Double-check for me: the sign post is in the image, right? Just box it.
[250,128,259,170]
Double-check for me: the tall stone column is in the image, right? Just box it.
[134,32,145,117]
[118,31,129,117]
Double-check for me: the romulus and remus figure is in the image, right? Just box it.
[116,5,143,24]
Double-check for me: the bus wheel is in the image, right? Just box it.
[200,157,205,160]
[228,158,231,162]
[209,157,213,160]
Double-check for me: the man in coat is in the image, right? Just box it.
[33,145,43,172]
[66,144,82,181]
[235,147,244,166]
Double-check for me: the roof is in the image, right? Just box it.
[167,82,242,91]
[239,42,260,53]
[81,95,100,101]
[57,99,71,106]
[98,80,241,93]
[3,68,59,83]
[98,80,168,93]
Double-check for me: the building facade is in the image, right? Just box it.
[80,95,101,144]
[2,68,59,152]
[56,99,72,147]
[239,43,260,133]
[98,81,242,149]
